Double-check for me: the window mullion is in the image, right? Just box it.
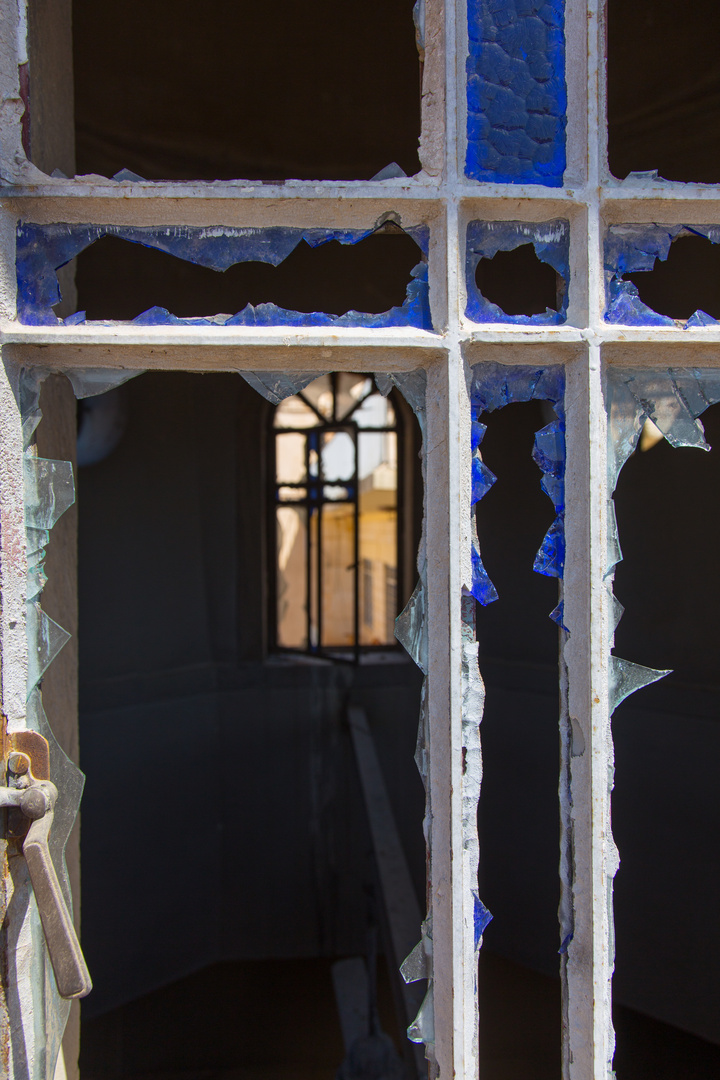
[563,346,613,1080]
[425,344,477,1079]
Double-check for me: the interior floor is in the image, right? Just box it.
[79,953,720,1080]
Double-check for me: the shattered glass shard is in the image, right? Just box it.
[395,574,428,673]
[609,589,625,640]
[400,940,428,985]
[628,378,708,450]
[604,224,720,326]
[533,515,565,578]
[470,545,499,606]
[471,420,487,452]
[473,892,493,947]
[466,220,570,325]
[605,371,646,493]
[407,984,435,1046]
[470,363,566,611]
[375,370,428,421]
[27,688,85,1078]
[609,655,671,713]
[65,368,144,399]
[533,420,565,481]
[26,602,71,697]
[23,457,75,531]
[241,371,330,406]
[17,222,431,330]
[471,456,496,504]
[549,601,567,631]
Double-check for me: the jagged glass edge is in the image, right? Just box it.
[606,366,720,712]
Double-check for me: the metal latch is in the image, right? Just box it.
[1,732,92,1000]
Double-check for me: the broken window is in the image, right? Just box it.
[6,2,720,1080]
[67,1,423,183]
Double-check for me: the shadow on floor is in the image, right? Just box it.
[79,953,720,1080]
[79,957,400,1080]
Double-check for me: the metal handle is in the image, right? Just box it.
[1,752,92,1000]
[21,781,92,999]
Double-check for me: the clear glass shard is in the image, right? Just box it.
[17,366,50,450]
[400,940,428,984]
[625,372,708,450]
[407,984,435,1046]
[609,655,671,713]
[26,603,71,697]
[605,370,646,493]
[414,682,429,788]
[606,500,623,576]
[65,368,144,399]
[22,408,43,449]
[395,573,428,673]
[609,589,625,639]
[27,689,85,1078]
[26,565,48,602]
[24,458,75,531]
[241,371,330,405]
[26,527,50,560]
[668,369,714,419]
[375,370,427,420]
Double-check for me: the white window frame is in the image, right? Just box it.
[2,1,720,1077]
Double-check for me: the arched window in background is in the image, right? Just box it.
[272,373,401,657]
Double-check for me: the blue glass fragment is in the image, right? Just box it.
[472,456,497,503]
[473,892,493,948]
[686,309,719,327]
[533,515,565,577]
[558,932,573,956]
[16,222,431,330]
[471,544,499,606]
[465,0,567,186]
[470,363,565,613]
[466,219,569,324]
[471,420,487,452]
[604,224,720,326]
[549,601,567,631]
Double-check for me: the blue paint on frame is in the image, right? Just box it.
[16,222,432,330]
[466,0,567,186]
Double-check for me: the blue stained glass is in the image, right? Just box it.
[604,224,720,327]
[470,363,565,616]
[472,456,497,503]
[471,544,499,606]
[466,219,569,325]
[473,892,493,947]
[466,0,567,186]
[16,222,431,330]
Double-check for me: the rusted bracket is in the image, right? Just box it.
[0,713,92,1000]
